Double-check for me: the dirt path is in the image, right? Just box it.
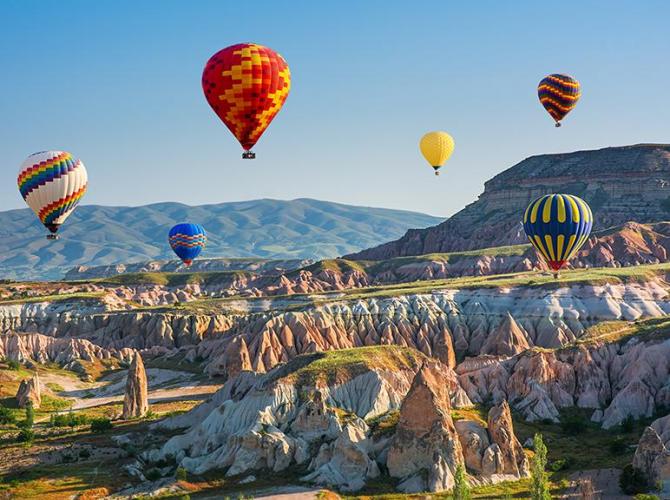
[40,368,222,411]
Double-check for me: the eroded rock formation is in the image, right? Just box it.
[122,352,149,419]
[16,373,41,409]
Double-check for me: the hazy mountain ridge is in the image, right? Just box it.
[0,198,442,281]
[347,144,670,260]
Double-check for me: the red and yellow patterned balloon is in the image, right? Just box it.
[202,43,291,156]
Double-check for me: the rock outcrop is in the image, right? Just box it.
[347,144,670,260]
[147,347,473,492]
[458,337,670,428]
[122,353,149,419]
[16,373,41,409]
[633,413,670,493]
[454,401,529,481]
[386,361,464,493]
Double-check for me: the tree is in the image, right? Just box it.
[25,402,35,429]
[531,433,552,500]
[453,463,471,500]
[0,405,16,425]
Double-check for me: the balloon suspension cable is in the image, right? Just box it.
[242,151,256,159]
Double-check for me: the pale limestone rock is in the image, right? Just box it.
[386,361,464,493]
[16,372,40,409]
[122,352,149,419]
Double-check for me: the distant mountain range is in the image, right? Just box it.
[348,144,670,260]
[0,198,442,281]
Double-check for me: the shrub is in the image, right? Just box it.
[609,437,628,455]
[633,494,660,500]
[6,360,20,371]
[548,457,574,472]
[90,418,113,432]
[0,405,16,425]
[560,414,587,435]
[619,464,650,495]
[79,448,91,459]
[17,428,34,443]
[50,412,88,428]
[621,416,635,433]
[175,466,187,481]
[145,468,162,481]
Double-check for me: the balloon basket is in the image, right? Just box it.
[553,272,560,279]
[555,122,561,128]
[242,151,256,159]
[46,234,59,240]
[434,171,440,176]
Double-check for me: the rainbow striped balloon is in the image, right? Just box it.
[523,194,593,275]
[18,151,88,236]
[169,223,207,266]
[537,74,581,127]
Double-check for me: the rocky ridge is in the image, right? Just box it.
[348,144,670,260]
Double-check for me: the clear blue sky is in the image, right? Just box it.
[2,0,669,217]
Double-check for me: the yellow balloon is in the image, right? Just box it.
[420,131,454,176]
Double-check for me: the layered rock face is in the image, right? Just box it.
[16,373,41,409]
[457,337,670,428]
[348,144,670,260]
[4,281,667,371]
[0,331,122,366]
[122,353,149,419]
[145,348,528,493]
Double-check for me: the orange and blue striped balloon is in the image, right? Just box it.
[169,223,207,266]
[523,194,593,273]
[537,74,581,127]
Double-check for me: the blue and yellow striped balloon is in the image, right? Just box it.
[523,194,593,274]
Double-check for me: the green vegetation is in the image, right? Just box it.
[268,346,425,386]
[96,270,253,287]
[453,463,472,500]
[89,418,113,432]
[620,464,652,495]
[0,405,16,425]
[50,412,88,428]
[367,410,400,439]
[530,433,551,500]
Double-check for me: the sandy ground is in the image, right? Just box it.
[39,368,222,410]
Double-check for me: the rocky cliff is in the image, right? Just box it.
[348,144,670,260]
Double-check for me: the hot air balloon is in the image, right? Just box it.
[523,194,593,278]
[17,151,88,240]
[202,43,291,159]
[419,131,454,176]
[169,223,207,266]
[537,74,581,127]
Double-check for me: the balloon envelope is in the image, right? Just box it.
[202,43,291,152]
[169,223,207,266]
[537,74,581,125]
[419,131,454,173]
[523,194,592,272]
[17,151,88,234]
